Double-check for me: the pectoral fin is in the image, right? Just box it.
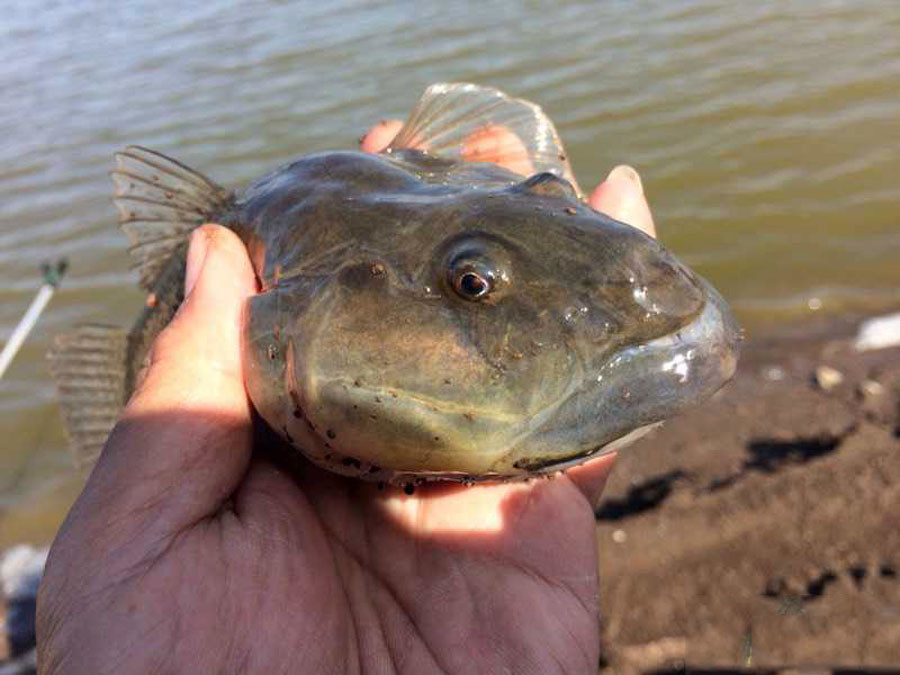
[111,146,234,291]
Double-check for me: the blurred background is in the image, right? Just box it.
[0,0,898,658]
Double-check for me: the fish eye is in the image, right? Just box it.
[452,265,493,300]
[441,234,512,302]
[447,254,504,301]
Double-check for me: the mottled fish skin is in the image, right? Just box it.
[235,149,738,482]
[54,83,738,481]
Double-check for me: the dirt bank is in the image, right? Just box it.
[597,314,900,672]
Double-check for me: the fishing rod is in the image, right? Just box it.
[0,259,68,380]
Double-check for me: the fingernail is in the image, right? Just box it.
[606,164,644,194]
[184,227,214,296]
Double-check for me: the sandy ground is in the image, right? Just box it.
[596,314,900,673]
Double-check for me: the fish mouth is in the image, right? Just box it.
[501,279,740,470]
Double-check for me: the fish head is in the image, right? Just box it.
[242,157,739,482]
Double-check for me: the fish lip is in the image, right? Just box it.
[501,279,740,468]
[593,279,740,401]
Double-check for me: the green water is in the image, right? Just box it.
[1,0,898,546]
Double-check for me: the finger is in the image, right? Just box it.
[360,119,403,153]
[564,453,618,509]
[132,225,254,420]
[87,225,257,531]
[361,120,537,179]
[129,236,216,392]
[460,125,535,176]
[589,165,656,238]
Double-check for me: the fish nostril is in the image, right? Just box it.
[339,261,390,290]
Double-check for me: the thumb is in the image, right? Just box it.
[130,224,256,420]
[84,225,258,534]
[590,165,656,239]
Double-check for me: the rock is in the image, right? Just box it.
[610,637,687,674]
[854,311,900,351]
[1,546,47,665]
[0,649,35,675]
[813,365,844,391]
[858,379,885,399]
[857,378,897,426]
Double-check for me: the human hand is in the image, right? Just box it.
[37,126,656,674]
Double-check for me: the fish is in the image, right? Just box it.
[50,83,740,485]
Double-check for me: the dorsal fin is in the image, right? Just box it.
[111,146,234,290]
[388,83,581,195]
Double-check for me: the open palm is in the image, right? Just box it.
[37,132,654,674]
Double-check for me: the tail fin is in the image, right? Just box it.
[111,146,234,291]
[48,325,128,470]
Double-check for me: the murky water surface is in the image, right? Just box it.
[1,0,898,545]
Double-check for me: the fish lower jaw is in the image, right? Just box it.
[289,422,658,486]
[287,381,518,477]
[279,378,661,484]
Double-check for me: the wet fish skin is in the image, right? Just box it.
[51,83,739,481]
[238,148,737,482]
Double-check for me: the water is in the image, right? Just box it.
[1,0,898,546]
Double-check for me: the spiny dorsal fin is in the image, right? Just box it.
[388,83,581,195]
[112,146,234,291]
[48,324,128,471]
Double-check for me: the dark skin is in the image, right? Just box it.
[36,124,656,674]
